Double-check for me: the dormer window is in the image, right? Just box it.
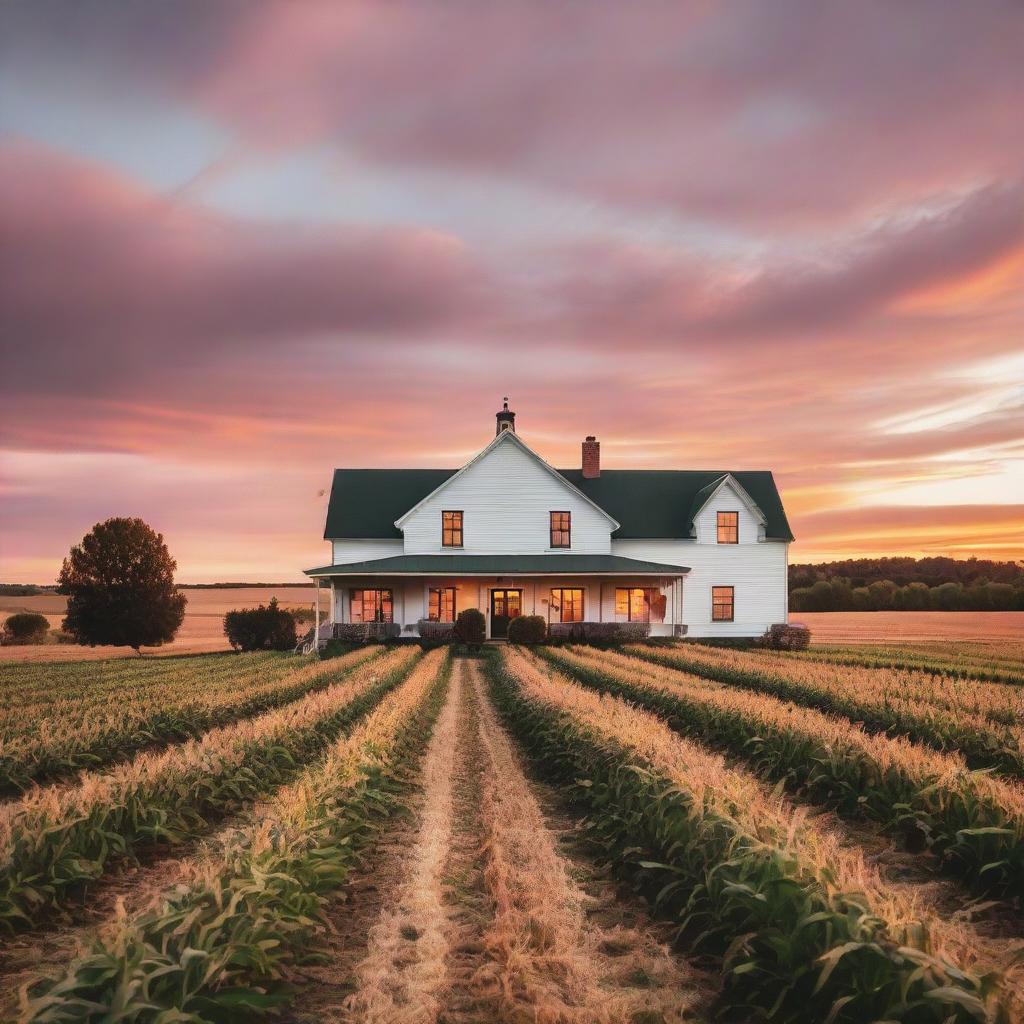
[717,511,738,544]
[442,510,463,547]
[550,511,571,548]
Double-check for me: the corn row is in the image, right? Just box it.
[0,649,381,793]
[546,646,1024,898]
[781,646,1024,687]
[0,647,418,931]
[21,649,451,1024]
[0,652,284,715]
[626,643,1024,776]
[492,648,1005,1023]
[632,642,1024,723]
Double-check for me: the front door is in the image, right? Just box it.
[490,589,522,639]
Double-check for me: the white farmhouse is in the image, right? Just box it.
[305,402,793,641]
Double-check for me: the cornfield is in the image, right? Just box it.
[1,640,1021,1023]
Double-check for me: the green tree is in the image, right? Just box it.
[57,518,187,652]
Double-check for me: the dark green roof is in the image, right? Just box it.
[323,467,793,542]
[305,554,690,577]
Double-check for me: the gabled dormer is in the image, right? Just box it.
[687,473,768,544]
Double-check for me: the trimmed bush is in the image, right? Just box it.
[759,622,811,651]
[417,619,456,642]
[2,612,50,645]
[507,614,546,644]
[453,608,486,649]
[547,621,651,644]
[223,598,298,652]
[332,622,402,643]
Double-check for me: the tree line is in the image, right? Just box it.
[789,557,1024,612]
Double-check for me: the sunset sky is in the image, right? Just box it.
[1,2,1022,583]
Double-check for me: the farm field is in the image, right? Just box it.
[0,643,1022,1020]
[798,610,1024,643]
[0,586,330,662]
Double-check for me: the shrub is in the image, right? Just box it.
[417,619,456,642]
[332,622,402,643]
[453,608,486,649]
[507,615,546,644]
[287,606,316,625]
[547,621,651,644]
[759,622,811,651]
[2,612,50,645]
[223,598,298,652]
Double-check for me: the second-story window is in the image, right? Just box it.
[442,510,463,547]
[550,511,571,548]
[717,510,739,544]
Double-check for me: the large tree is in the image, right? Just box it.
[57,518,187,652]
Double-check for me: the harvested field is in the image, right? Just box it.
[0,586,330,662]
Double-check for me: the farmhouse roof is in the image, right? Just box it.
[323,468,794,542]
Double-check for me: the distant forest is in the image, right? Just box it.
[789,557,1024,612]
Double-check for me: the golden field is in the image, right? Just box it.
[0,586,331,662]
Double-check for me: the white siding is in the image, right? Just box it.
[400,438,613,554]
[331,538,404,564]
[613,484,788,637]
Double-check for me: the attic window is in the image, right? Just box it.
[550,511,571,548]
[442,510,463,547]
[717,511,739,544]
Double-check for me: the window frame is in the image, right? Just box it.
[349,588,394,624]
[441,510,464,548]
[717,510,739,544]
[614,586,666,623]
[711,585,735,622]
[548,586,584,623]
[549,510,571,548]
[427,586,456,623]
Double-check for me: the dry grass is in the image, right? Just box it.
[471,659,702,1024]
[340,654,464,1023]
[0,586,330,662]
[796,611,1024,644]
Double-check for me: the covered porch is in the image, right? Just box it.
[304,554,690,643]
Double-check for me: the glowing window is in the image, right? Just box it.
[711,586,734,622]
[442,510,463,547]
[549,587,584,623]
[550,511,571,548]
[350,589,393,623]
[428,587,456,623]
[614,587,666,623]
[717,511,739,544]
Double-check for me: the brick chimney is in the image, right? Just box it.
[582,436,600,478]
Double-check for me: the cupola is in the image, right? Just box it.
[495,397,516,435]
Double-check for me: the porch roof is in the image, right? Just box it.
[304,553,689,578]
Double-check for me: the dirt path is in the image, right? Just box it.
[466,659,707,1023]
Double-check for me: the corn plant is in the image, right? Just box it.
[624,642,1024,777]
[21,650,451,1024]
[0,647,418,931]
[781,646,1024,687]
[490,648,1005,1023]
[542,645,1024,900]
[0,649,383,793]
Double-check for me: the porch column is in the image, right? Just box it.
[313,577,320,647]
[329,580,335,628]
